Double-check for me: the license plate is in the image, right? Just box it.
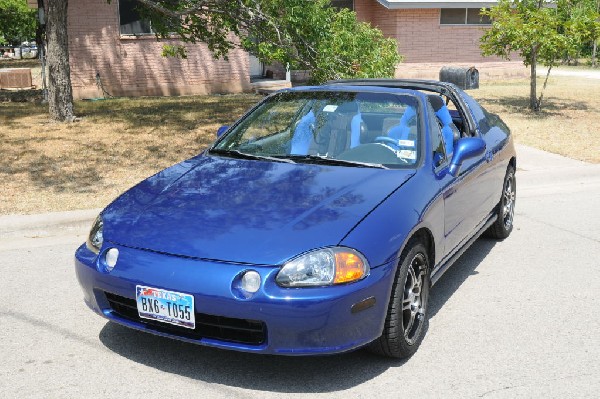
[136,285,195,329]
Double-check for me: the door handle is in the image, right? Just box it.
[443,187,456,199]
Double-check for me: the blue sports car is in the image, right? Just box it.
[75,79,516,358]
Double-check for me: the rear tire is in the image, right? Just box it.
[486,165,516,239]
[369,239,430,358]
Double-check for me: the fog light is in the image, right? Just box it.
[104,248,119,272]
[241,270,261,293]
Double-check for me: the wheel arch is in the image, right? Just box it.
[410,228,435,274]
[397,226,436,275]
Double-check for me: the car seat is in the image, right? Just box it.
[292,102,363,156]
[386,106,416,141]
[322,102,363,156]
[290,110,316,155]
[428,95,459,156]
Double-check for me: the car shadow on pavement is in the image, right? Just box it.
[98,238,497,393]
[428,238,497,319]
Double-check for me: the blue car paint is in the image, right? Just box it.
[75,243,397,354]
[75,82,516,355]
[102,155,415,266]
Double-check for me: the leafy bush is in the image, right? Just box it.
[141,0,402,84]
[308,8,402,83]
[0,0,37,46]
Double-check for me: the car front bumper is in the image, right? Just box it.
[75,243,396,355]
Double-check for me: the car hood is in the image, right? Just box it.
[102,154,414,265]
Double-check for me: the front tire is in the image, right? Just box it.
[369,239,430,358]
[486,165,516,239]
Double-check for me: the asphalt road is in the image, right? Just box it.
[1,145,599,399]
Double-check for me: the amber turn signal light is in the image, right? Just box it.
[334,252,366,284]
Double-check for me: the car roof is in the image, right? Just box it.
[325,78,462,96]
[281,84,430,101]
[282,78,463,99]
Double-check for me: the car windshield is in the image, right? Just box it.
[211,90,421,168]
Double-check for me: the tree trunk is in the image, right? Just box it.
[46,0,74,122]
[530,50,537,111]
[593,39,598,68]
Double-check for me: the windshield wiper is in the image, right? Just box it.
[209,149,295,164]
[280,154,387,169]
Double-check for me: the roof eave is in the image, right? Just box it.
[376,0,498,9]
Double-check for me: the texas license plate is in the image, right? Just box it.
[136,285,195,329]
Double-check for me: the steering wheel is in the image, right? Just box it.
[374,136,415,163]
[374,136,416,150]
[374,136,401,148]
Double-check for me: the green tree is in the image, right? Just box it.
[47,0,401,122]
[481,0,599,111]
[137,0,402,83]
[558,0,600,64]
[0,0,36,45]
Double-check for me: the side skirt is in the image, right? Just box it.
[430,213,498,286]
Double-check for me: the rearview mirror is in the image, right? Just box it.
[216,125,229,137]
[448,137,486,177]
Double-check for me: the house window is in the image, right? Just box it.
[330,0,354,11]
[119,0,153,35]
[440,8,492,25]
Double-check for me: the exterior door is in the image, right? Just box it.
[249,54,263,78]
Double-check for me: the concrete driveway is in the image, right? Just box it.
[537,66,600,80]
[1,145,599,398]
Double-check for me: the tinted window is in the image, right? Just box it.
[120,0,152,35]
[441,8,491,25]
[467,8,492,24]
[440,9,466,24]
[330,0,354,10]
[461,91,494,133]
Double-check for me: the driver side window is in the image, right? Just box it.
[428,102,448,169]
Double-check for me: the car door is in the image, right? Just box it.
[429,97,490,259]
[461,92,511,210]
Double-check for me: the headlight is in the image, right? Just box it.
[276,247,369,287]
[86,215,103,254]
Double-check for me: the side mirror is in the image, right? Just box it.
[448,137,486,177]
[216,125,229,138]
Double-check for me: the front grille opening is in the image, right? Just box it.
[104,292,266,345]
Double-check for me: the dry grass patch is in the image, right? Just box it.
[0,94,261,215]
[470,76,600,163]
[1,75,598,216]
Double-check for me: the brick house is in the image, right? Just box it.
[353,0,526,80]
[30,0,525,99]
[58,0,256,99]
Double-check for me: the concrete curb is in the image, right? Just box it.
[0,208,102,233]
